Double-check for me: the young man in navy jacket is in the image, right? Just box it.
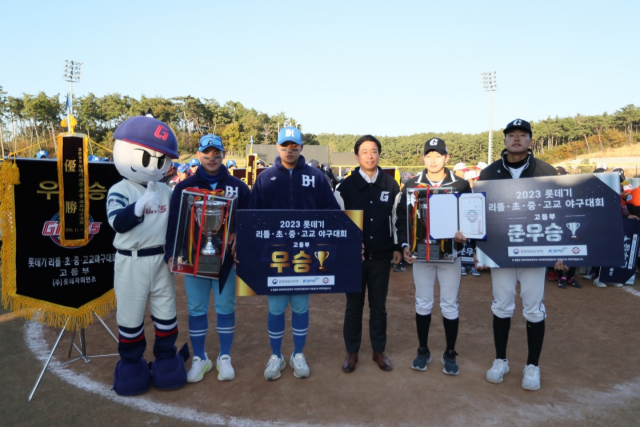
[249,126,340,380]
[334,135,402,372]
[165,134,251,383]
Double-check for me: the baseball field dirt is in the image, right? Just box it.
[3,267,640,427]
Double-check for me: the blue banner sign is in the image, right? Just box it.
[236,210,363,294]
[474,173,624,268]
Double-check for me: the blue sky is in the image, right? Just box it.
[2,0,638,136]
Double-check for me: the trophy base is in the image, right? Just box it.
[196,255,221,274]
[415,242,454,263]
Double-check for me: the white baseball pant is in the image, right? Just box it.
[490,267,546,322]
[412,257,461,319]
[114,252,176,328]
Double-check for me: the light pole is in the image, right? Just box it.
[63,60,82,133]
[481,71,497,163]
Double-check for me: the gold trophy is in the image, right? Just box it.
[314,251,330,271]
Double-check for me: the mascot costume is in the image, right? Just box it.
[108,116,189,395]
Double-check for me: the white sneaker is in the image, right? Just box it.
[290,353,310,379]
[593,279,607,288]
[611,283,624,288]
[216,355,235,381]
[187,354,213,383]
[264,354,286,381]
[522,364,541,391]
[486,359,509,384]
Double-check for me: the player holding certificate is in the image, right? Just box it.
[396,138,470,375]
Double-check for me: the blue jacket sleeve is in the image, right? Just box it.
[164,183,184,263]
[248,176,263,209]
[318,172,340,210]
[111,203,143,233]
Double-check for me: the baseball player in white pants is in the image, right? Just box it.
[477,119,558,391]
[397,138,472,375]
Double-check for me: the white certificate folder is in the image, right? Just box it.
[428,192,487,240]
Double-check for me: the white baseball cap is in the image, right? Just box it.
[476,161,488,170]
[453,162,468,171]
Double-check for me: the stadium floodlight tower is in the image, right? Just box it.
[481,71,497,163]
[63,60,82,132]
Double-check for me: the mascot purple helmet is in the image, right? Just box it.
[112,116,179,185]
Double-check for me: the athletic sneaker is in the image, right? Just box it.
[441,350,459,375]
[611,283,624,288]
[290,353,310,379]
[486,359,509,384]
[593,279,606,288]
[216,354,235,381]
[470,267,481,277]
[546,271,558,282]
[522,364,541,391]
[583,270,595,280]
[393,264,406,272]
[187,354,213,383]
[567,278,582,288]
[461,267,468,276]
[411,347,432,371]
[264,354,286,381]
[558,277,567,289]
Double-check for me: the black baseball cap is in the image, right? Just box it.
[503,119,532,136]
[423,138,448,155]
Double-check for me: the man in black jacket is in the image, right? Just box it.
[334,135,402,372]
[478,119,557,391]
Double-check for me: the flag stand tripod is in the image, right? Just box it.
[28,310,119,401]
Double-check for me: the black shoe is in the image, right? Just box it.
[568,278,582,288]
[393,264,406,272]
[558,277,567,289]
[441,350,459,376]
[411,347,432,371]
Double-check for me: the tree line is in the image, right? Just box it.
[0,85,638,164]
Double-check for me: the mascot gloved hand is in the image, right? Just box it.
[107,116,190,396]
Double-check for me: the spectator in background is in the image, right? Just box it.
[555,166,569,175]
[36,150,49,159]
[453,162,468,179]
[189,158,200,175]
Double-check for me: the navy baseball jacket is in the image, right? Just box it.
[248,156,340,210]
[165,165,251,286]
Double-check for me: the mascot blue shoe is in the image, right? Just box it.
[113,357,151,396]
[150,343,190,390]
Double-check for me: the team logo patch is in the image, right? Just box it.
[271,177,277,181]
[225,185,239,198]
[380,191,390,202]
[42,213,101,248]
[302,175,315,187]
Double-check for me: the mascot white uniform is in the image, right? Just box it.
[108,116,188,395]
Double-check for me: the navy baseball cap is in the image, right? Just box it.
[113,116,179,158]
[423,138,448,155]
[503,119,532,136]
[199,134,225,152]
[190,158,200,166]
[277,127,303,145]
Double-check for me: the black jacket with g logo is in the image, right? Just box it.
[334,167,402,261]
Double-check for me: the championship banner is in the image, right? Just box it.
[236,210,363,295]
[598,217,640,284]
[474,173,624,268]
[0,158,121,330]
[56,133,89,246]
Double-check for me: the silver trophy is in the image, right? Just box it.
[566,222,580,239]
[194,199,226,255]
